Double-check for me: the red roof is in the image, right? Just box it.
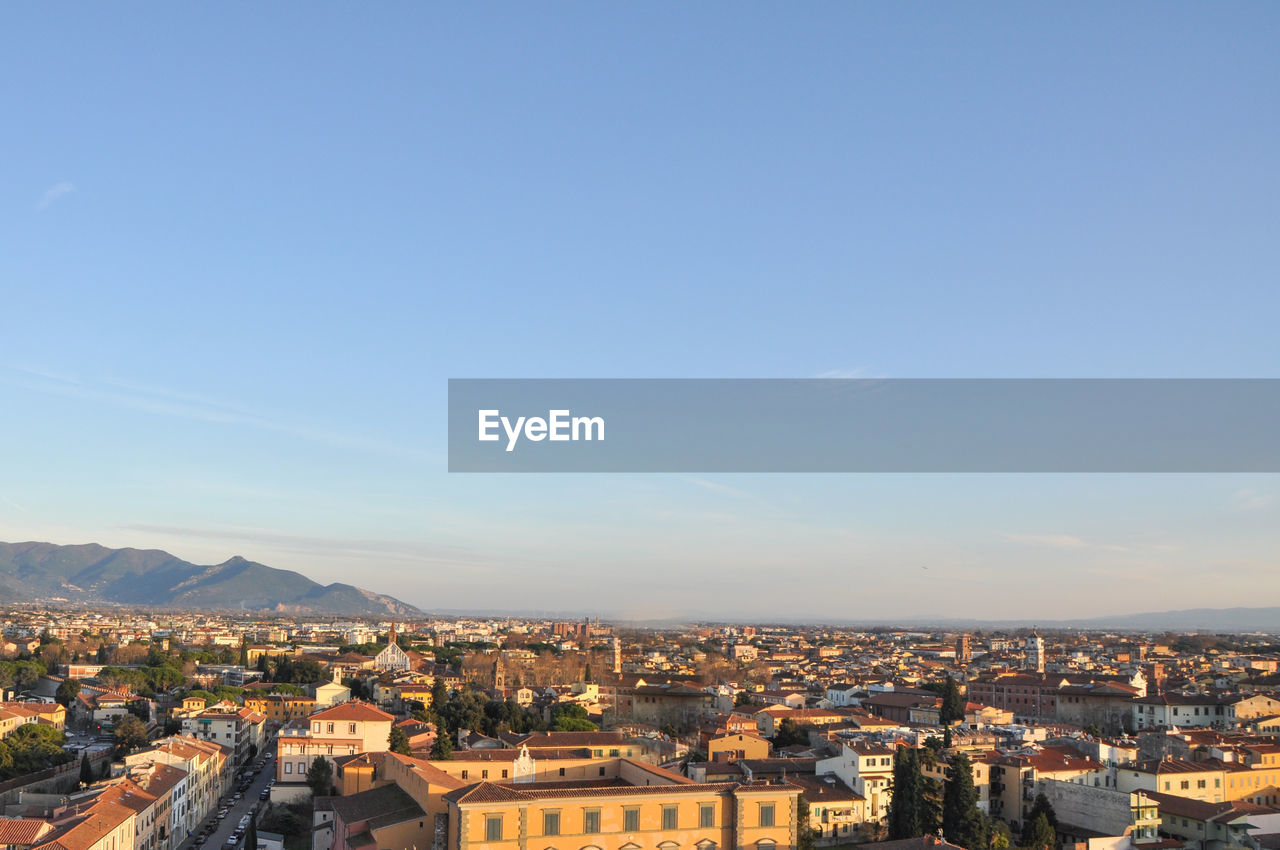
[312,702,394,723]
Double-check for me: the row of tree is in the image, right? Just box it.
[887,746,1058,850]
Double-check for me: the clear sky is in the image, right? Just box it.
[2,4,1278,622]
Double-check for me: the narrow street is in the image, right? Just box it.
[178,738,281,850]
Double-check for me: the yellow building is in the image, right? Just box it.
[0,702,67,731]
[1223,757,1280,806]
[319,751,801,850]
[1116,758,1227,803]
[244,693,316,723]
[708,732,770,762]
[446,760,800,850]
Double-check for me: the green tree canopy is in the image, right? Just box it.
[305,755,334,797]
[942,752,987,850]
[1020,794,1058,847]
[56,678,82,708]
[430,731,453,760]
[887,746,925,840]
[114,715,150,755]
[1022,812,1056,850]
[389,726,412,755]
[940,675,965,725]
[549,703,597,732]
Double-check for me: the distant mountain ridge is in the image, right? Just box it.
[0,541,421,616]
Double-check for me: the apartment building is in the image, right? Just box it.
[816,742,895,823]
[124,736,230,836]
[243,694,316,725]
[274,702,395,801]
[181,706,266,765]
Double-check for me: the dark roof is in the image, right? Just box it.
[329,785,423,830]
[789,773,865,803]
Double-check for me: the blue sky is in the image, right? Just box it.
[2,4,1277,621]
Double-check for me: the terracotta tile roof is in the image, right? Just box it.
[33,800,135,850]
[95,782,158,815]
[311,702,394,723]
[0,818,53,846]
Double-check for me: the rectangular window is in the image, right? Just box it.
[760,803,775,827]
[485,815,502,842]
[625,808,640,832]
[482,770,488,779]
[461,770,468,780]
[284,763,292,774]
[700,804,715,828]
[326,723,334,734]
[584,809,600,834]
[543,812,560,836]
[559,767,566,776]
[663,806,677,830]
[349,723,356,734]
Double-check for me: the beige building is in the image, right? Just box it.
[708,732,770,762]
[275,701,395,801]
[816,742,896,822]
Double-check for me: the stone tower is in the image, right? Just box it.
[1026,632,1045,674]
[493,655,506,692]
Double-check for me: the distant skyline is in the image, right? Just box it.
[2,4,1278,621]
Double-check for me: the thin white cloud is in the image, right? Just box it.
[678,475,751,499]
[0,496,28,514]
[1231,488,1273,512]
[1002,532,1129,552]
[119,522,476,566]
[36,182,75,211]
[1,365,436,463]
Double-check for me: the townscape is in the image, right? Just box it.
[1,606,1278,850]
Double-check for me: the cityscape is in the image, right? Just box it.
[4,5,1279,850]
[0,588,1277,850]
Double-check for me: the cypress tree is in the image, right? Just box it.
[887,746,923,839]
[1023,812,1056,850]
[940,675,965,725]
[1020,794,1059,846]
[942,752,987,850]
[79,753,94,786]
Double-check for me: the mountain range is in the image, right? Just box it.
[0,541,421,617]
